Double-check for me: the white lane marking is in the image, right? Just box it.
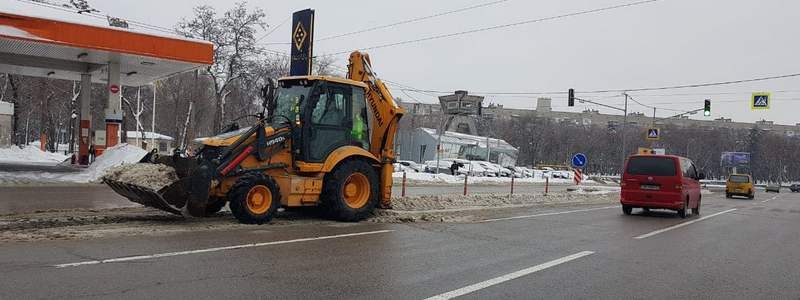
[54,230,393,268]
[424,251,594,300]
[634,209,737,239]
[760,195,780,203]
[478,206,618,223]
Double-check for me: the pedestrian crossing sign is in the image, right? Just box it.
[751,92,771,110]
[646,128,660,141]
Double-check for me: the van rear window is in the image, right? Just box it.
[626,157,676,176]
[729,175,750,183]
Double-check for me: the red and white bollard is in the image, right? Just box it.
[574,168,583,185]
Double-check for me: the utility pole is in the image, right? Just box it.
[622,93,629,167]
[568,89,629,172]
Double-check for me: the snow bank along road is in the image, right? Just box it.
[1,190,799,299]
[0,181,579,215]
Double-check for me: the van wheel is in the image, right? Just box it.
[677,199,687,218]
[622,205,633,215]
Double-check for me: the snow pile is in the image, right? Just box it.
[103,163,178,191]
[76,144,149,183]
[390,192,615,211]
[0,144,68,165]
[568,186,620,195]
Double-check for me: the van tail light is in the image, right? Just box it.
[675,184,683,190]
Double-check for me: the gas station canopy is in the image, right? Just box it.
[0,3,213,86]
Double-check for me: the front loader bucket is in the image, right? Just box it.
[104,178,184,215]
[103,153,213,217]
[104,175,212,217]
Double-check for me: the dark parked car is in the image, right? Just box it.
[790,184,800,193]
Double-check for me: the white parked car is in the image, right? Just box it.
[460,160,489,177]
[397,160,425,172]
[475,161,500,177]
[424,159,456,174]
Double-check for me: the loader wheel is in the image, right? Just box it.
[320,160,379,222]
[228,174,280,224]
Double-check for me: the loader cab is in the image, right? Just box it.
[271,77,371,163]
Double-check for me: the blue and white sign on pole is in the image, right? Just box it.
[571,153,587,168]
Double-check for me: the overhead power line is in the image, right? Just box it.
[318,0,511,42]
[262,0,511,46]
[392,71,800,97]
[324,0,662,56]
[583,72,800,93]
[256,16,291,43]
[17,0,179,35]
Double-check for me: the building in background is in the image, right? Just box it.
[399,128,518,166]
[0,102,13,147]
[125,131,174,154]
[399,97,800,137]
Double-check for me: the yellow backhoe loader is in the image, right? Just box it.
[105,51,404,224]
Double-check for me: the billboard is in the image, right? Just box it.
[289,9,315,76]
[438,91,483,116]
[721,152,750,167]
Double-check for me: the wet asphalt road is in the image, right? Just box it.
[0,183,572,215]
[1,190,799,299]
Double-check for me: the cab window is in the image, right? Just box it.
[351,86,370,150]
[729,175,750,183]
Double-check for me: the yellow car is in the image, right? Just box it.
[726,174,754,199]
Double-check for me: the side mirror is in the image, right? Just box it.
[261,78,277,109]
[697,172,706,180]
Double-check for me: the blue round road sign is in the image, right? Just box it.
[572,153,587,168]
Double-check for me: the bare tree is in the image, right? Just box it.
[177,2,266,134]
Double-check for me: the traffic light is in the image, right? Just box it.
[704,99,711,116]
[568,88,575,107]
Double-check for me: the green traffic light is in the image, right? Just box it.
[704,110,711,117]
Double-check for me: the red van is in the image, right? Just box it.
[620,155,704,218]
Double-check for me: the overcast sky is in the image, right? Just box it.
[87,0,800,125]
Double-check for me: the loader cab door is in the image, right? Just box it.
[302,82,370,163]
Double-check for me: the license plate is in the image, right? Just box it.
[641,185,660,190]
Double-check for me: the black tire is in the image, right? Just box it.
[725,193,732,199]
[692,197,700,216]
[622,205,633,215]
[320,160,379,222]
[204,197,227,216]
[228,174,281,224]
[677,199,687,218]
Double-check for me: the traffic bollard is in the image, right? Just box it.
[545,177,549,195]
[463,174,468,196]
[401,171,407,197]
[510,176,515,195]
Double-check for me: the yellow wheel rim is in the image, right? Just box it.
[343,173,370,209]
[246,185,272,215]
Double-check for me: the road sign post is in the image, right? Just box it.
[571,153,587,186]
[571,153,587,169]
